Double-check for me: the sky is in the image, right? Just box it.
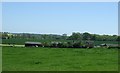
[2,2,118,35]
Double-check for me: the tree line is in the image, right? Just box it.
[1,32,120,41]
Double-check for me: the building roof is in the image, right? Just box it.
[25,42,42,44]
[106,44,118,46]
[100,43,118,47]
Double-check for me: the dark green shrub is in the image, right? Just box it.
[73,41,82,48]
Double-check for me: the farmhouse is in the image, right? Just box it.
[25,42,43,47]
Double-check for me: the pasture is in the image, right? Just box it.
[2,47,118,71]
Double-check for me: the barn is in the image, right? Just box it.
[100,43,119,48]
[100,43,107,48]
[106,44,119,49]
[25,42,43,47]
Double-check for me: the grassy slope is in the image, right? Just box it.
[2,47,118,71]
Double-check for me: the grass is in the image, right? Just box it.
[0,47,2,72]
[2,47,118,71]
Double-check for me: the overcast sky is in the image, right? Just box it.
[2,2,118,35]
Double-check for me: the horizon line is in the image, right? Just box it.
[1,31,118,36]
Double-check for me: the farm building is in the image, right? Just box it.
[100,43,119,48]
[107,44,119,48]
[25,42,43,47]
[100,43,107,48]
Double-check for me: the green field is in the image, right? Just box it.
[0,47,2,72]
[2,47,118,71]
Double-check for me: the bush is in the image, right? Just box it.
[43,42,50,47]
[73,41,82,48]
[50,42,57,47]
[57,43,64,48]
[108,46,119,49]
[67,42,73,48]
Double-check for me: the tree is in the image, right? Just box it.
[73,41,82,48]
[116,36,120,41]
[82,32,92,40]
[62,34,67,40]
[2,32,9,39]
[68,32,82,41]
[91,34,96,40]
